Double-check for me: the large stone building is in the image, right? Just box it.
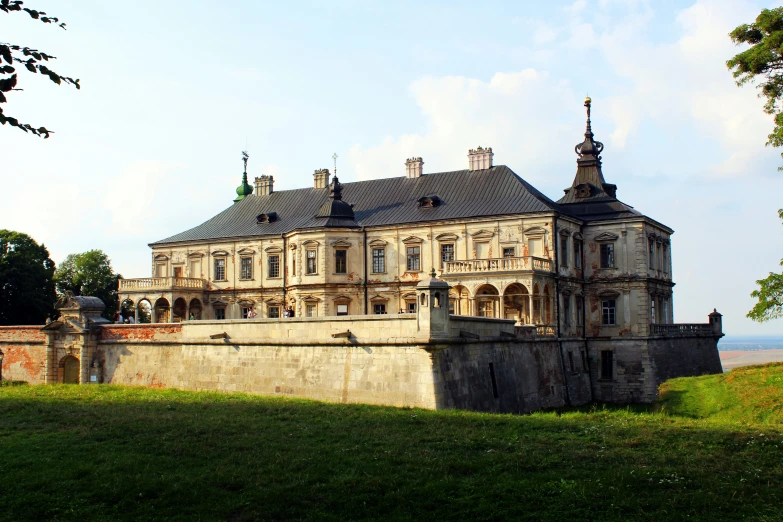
[119,98,675,342]
[0,98,721,410]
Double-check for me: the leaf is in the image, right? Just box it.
[0,45,11,65]
[24,62,35,73]
[0,65,14,73]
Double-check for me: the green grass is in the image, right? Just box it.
[1,365,783,521]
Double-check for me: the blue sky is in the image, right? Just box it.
[1,0,781,335]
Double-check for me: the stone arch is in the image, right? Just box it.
[120,298,135,323]
[188,298,202,320]
[60,355,80,384]
[503,282,530,324]
[172,297,187,322]
[449,284,470,315]
[154,297,170,323]
[137,298,152,324]
[474,284,499,318]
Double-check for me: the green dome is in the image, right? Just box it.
[234,172,253,203]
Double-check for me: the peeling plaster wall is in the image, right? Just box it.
[0,326,46,383]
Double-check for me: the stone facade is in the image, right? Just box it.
[0,99,724,410]
[0,285,721,411]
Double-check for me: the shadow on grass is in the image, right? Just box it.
[0,384,782,521]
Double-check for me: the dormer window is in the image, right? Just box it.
[418,196,441,208]
[256,212,278,224]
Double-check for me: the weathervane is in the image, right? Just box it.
[242,150,249,173]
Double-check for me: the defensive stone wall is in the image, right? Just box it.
[0,286,724,412]
[0,326,46,383]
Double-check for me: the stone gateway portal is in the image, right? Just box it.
[62,356,79,384]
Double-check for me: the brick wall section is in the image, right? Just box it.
[0,326,46,383]
[100,324,182,342]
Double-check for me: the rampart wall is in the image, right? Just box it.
[0,307,723,412]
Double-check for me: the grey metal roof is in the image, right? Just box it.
[152,166,559,245]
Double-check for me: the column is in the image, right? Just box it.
[497,296,504,320]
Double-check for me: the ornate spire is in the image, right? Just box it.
[558,97,617,204]
[234,150,253,203]
[330,175,343,201]
[574,97,604,167]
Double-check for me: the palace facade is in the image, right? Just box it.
[119,99,675,343]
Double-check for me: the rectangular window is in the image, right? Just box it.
[600,350,614,380]
[560,236,569,267]
[214,258,226,281]
[406,301,416,313]
[441,244,454,267]
[268,306,280,319]
[306,250,317,274]
[600,243,614,268]
[155,263,167,277]
[528,238,542,257]
[602,299,616,325]
[478,300,494,318]
[651,299,656,324]
[306,304,316,317]
[335,249,347,274]
[576,296,584,326]
[372,248,385,273]
[503,247,515,258]
[189,259,201,278]
[373,303,386,315]
[240,257,252,279]
[649,239,655,270]
[215,307,225,320]
[475,242,488,259]
[173,266,183,278]
[574,240,582,269]
[406,246,420,271]
[563,294,571,327]
[336,304,348,316]
[242,307,251,319]
[268,255,280,278]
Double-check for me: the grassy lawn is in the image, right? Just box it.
[0,365,782,521]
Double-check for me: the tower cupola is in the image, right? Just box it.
[234,151,253,203]
[558,97,617,203]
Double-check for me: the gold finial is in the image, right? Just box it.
[332,152,338,177]
[584,96,591,105]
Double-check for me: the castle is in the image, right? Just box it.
[0,99,723,411]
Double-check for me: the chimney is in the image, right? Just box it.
[313,169,330,189]
[468,146,494,171]
[405,157,424,178]
[254,175,274,196]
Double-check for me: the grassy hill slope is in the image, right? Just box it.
[658,362,783,425]
[0,366,782,521]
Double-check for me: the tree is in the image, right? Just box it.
[748,209,783,322]
[0,0,80,138]
[727,7,783,169]
[54,250,120,320]
[0,229,56,325]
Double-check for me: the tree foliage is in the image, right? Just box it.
[0,229,56,325]
[747,209,783,322]
[0,0,80,138]
[54,250,120,319]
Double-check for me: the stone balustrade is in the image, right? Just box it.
[119,277,207,291]
[443,256,552,275]
[650,323,714,337]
